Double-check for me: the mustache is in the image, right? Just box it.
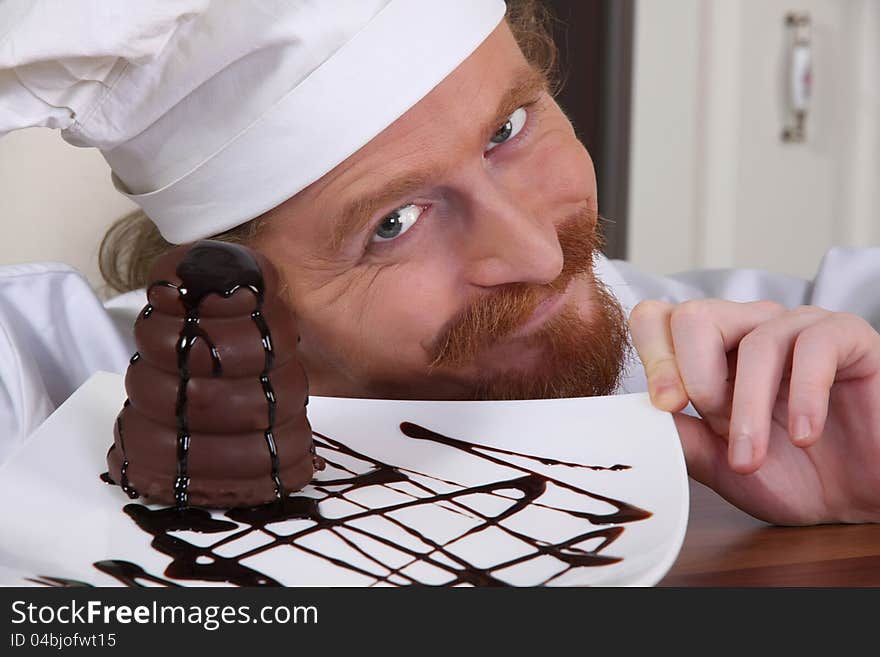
[429,207,601,369]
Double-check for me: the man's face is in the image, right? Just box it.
[254,21,628,400]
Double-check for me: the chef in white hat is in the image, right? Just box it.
[1,0,879,526]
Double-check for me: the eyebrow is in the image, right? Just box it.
[329,66,549,250]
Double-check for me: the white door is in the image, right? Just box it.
[627,0,879,279]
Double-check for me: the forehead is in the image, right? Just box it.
[282,22,532,218]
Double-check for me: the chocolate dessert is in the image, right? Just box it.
[106,240,322,508]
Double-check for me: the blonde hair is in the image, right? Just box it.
[99,0,559,293]
[98,211,265,294]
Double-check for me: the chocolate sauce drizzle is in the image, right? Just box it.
[26,575,94,588]
[116,241,283,508]
[113,400,138,499]
[82,422,652,588]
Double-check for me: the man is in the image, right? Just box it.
[1,1,879,527]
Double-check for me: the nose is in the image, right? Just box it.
[459,174,564,288]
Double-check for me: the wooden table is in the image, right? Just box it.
[658,479,880,586]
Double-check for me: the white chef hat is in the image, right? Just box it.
[0,0,506,244]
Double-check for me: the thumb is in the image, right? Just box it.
[672,413,729,490]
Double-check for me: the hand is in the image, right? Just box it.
[629,299,880,525]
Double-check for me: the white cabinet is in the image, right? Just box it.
[627,0,879,279]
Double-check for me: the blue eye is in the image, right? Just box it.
[485,107,527,151]
[372,204,423,242]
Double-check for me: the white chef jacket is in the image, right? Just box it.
[0,248,878,468]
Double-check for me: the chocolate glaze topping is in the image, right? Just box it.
[106,240,318,508]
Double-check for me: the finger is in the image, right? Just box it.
[672,413,728,488]
[787,313,880,447]
[674,413,816,526]
[669,300,786,435]
[628,300,687,411]
[729,306,829,473]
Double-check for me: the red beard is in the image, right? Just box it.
[428,207,629,400]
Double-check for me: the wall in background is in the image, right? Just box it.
[627,0,879,279]
[0,128,137,294]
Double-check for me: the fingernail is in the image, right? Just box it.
[793,416,811,444]
[651,380,681,408]
[730,434,752,469]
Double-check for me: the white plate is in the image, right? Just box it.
[0,372,688,587]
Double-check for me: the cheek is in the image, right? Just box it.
[507,112,596,210]
[531,134,595,204]
[297,259,461,373]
